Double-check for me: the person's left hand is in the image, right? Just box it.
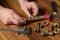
[0,6,26,25]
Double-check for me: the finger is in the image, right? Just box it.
[27,5,31,10]
[31,4,38,16]
[19,17,26,24]
[10,16,19,25]
[7,17,15,24]
[12,13,26,24]
[12,13,21,20]
[23,8,31,17]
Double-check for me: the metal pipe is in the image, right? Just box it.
[23,15,46,22]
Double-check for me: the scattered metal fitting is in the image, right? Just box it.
[30,15,35,21]
[22,17,30,22]
[23,26,28,30]
[34,27,37,32]
[52,12,59,19]
[53,29,60,35]
[49,13,59,20]
[41,30,49,36]
[34,27,40,33]
[48,31,55,36]
[56,29,60,33]
[44,22,48,25]
[54,23,60,28]
[37,22,41,26]
[24,26,32,34]
[47,27,53,32]
[33,23,41,33]
[44,22,50,26]
[37,22,44,28]
[24,27,32,36]
[47,26,54,32]
[53,30,59,34]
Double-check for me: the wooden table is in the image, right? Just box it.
[0,19,60,40]
[1,0,60,40]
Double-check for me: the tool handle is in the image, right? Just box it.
[51,2,57,12]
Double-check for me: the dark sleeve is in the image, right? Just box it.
[0,0,7,7]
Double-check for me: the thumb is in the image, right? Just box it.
[23,8,31,17]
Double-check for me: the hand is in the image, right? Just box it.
[19,1,38,17]
[0,6,26,25]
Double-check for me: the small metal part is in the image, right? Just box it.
[47,27,52,32]
[44,22,50,26]
[48,31,55,36]
[27,27,32,35]
[23,26,28,30]
[24,26,32,36]
[57,29,60,32]
[56,29,60,33]
[34,27,40,33]
[41,30,48,36]
[37,22,43,28]
[47,26,54,32]
[54,23,60,28]
[34,27,37,32]
[53,30,59,34]
[44,22,47,25]
[22,17,30,22]
[53,12,59,19]
[30,15,35,21]
[50,12,59,20]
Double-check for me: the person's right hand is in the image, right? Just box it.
[19,0,38,17]
[0,6,26,25]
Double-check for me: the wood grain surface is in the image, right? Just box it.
[0,0,60,40]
